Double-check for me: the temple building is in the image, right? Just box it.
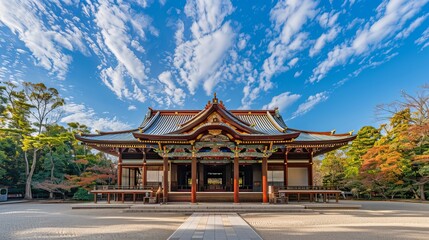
[76,95,355,203]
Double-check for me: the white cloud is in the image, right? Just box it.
[128,105,137,111]
[61,103,131,132]
[294,70,302,78]
[173,0,235,95]
[395,14,428,39]
[95,0,148,82]
[415,26,429,50]
[310,0,429,83]
[318,11,339,28]
[184,0,234,39]
[237,33,249,50]
[262,92,301,112]
[309,26,340,57]
[93,0,162,103]
[0,0,87,80]
[291,91,329,119]
[288,57,299,67]
[158,71,186,106]
[241,0,318,109]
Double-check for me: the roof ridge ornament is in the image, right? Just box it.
[213,92,218,104]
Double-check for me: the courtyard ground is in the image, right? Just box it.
[241,201,429,240]
[0,201,428,239]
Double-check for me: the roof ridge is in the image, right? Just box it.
[140,111,161,132]
[266,111,286,133]
[79,128,139,136]
[287,127,354,136]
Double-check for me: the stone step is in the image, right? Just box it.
[124,208,313,213]
[124,204,312,213]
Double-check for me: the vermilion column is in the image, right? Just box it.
[284,150,288,187]
[163,150,168,203]
[233,155,239,203]
[262,156,268,203]
[142,163,147,188]
[191,155,197,203]
[118,149,123,188]
[142,150,147,188]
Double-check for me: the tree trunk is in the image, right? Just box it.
[24,149,38,200]
[49,148,55,199]
[419,184,426,201]
[24,151,29,177]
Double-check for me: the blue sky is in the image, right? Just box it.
[0,0,428,134]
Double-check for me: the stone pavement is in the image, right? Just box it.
[168,213,261,240]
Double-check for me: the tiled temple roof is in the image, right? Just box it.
[76,107,354,144]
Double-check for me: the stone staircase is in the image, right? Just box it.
[123,203,311,213]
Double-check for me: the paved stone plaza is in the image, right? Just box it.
[242,201,429,240]
[169,213,261,240]
[0,201,428,239]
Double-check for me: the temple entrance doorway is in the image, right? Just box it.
[203,164,228,191]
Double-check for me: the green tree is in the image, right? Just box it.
[345,126,381,178]
[33,129,73,199]
[320,149,347,187]
[0,82,32,192]
[21,82,65,199]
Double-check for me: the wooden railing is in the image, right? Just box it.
[93,185,156,190]
[278,185,340,190]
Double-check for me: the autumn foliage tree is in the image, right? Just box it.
[316,86,428,200]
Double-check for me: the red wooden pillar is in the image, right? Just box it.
[233,155,239,203]
[142,150,147,188]
[284,149,288,187]
[262,156,268,203]
[142,163,147,188]
[118,148,123,188]
[163,150,168,203]
[308,149,314,186]
[191,155,197,203]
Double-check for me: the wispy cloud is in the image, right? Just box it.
[310,0,429,83]
[173,0,235,95]
[61,102,131,132]
[0,0,88,79]
[128,105,137,111]
[310,10,341,57]
[415,26,429,50]
[94,0,156,102]
[395,13,428,40]
[240,0,318,109]
[158,71,186,106]
[291,91,329,119]
[263,92,301,112]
